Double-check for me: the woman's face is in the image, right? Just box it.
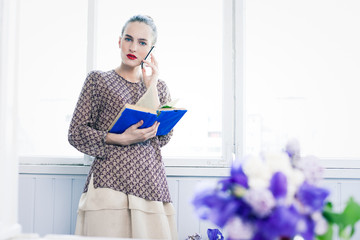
[119,21,154,68]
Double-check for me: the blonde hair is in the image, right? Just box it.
[121,15,157,45]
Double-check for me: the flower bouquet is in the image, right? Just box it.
[192,141,360,240]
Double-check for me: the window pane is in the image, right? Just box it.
[244,0,360,159]
[96,0,223,158]
[17,0,87,157]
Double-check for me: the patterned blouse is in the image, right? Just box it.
[68,70,173,202]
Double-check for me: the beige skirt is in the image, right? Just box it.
[75,175,178,239]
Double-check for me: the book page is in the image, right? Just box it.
[135,83,160,110]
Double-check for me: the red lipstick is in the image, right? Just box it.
[127,54,137,60]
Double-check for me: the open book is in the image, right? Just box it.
[108,104,187,136]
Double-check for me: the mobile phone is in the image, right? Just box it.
[141,45,155,69]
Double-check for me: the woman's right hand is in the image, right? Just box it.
[105,120,160,146]
[141,54,159,89]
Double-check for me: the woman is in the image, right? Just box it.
[68,15,177,239]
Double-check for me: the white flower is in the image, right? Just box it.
[242,155,272,189]
[286,168,305,203]
[244,188,276,217]
[225,217,254,240]
[296,218,308,233]
[264,152,293,175]
[296,155,324,185]
[312,211,328,235]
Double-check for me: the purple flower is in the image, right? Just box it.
[218,164,248,194]
[186,233,201,240]
[192,187,240,227]
[269,171,288,199]
[285,139,300,160]
[207,229,224,240]
[296,182,329,212]
[218,178,234,192]
[230,163,249,188]
[251,234,269,240]
[297,216,315,240]
[255,206,301,239]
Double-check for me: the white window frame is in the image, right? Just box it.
[14,0,243,167]
[5,0,360,170]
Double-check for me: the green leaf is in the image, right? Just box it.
[341,198,360,225]
[160,105,172,108]
[321,198,360,240]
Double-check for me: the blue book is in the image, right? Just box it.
[108,104,187,136]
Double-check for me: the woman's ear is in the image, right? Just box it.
[118,36,122,48]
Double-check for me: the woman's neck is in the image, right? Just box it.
[116,64,141,83]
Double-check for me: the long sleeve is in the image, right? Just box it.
[157,80,173,147]
[68,71,108,158]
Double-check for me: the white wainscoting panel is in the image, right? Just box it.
[19,175,86,237]
[19,173,216,239]
[18,176,36,233]
[18,167,360,239]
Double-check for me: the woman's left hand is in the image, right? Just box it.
[141,54,159,89]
